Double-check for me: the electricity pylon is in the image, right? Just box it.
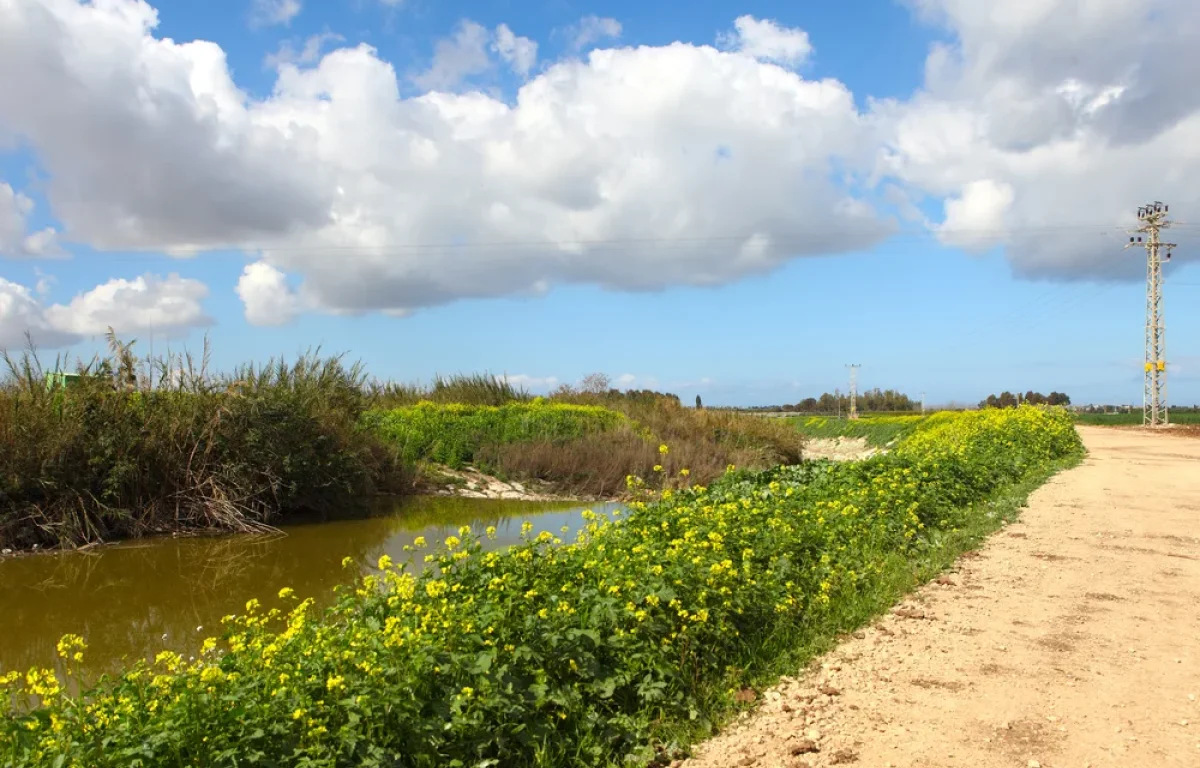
[846,364,861,420]
[1126,201,1175,427]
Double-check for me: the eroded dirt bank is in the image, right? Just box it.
[683,426,1200,768]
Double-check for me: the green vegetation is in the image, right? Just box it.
[979,390,1070,408]
[1,344,806,548]
[789,414,926,447]
[1073,410,1200,425]
[1,407,1083,767]
[365,401,627,467]
[0,339,404,551]
[736,388,920,414]
[478,390,806,497]
[372,373,530,408]
[365,391,807,498]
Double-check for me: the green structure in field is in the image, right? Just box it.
[44,372,82,390]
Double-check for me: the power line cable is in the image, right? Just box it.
[68,221,1174,260]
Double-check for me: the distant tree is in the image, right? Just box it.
[580,372,610,394]
[695,394,703,409]
[1046,391,1071,406]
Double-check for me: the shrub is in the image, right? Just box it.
[370,394,807,496]
[558,391,806,467]
[372,374,530,408]
[0,344,405,550]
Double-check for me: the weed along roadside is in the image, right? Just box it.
[0,406,1084,767]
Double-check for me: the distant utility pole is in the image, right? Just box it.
[919,391,926,415]
[1127,201,1176,427]
[845,364,861,420]
[835,388,841,420]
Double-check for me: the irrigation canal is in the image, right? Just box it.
[0,497,621,680]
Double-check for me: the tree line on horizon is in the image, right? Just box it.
[735,388,920,414]
[979,391,1070,409]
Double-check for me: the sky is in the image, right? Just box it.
[2,0,1200,407]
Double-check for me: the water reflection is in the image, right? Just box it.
[0,496,620,679]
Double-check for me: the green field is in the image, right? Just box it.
[788,413,927,447]
[365,401,627,467]
[1073,411,1200,426]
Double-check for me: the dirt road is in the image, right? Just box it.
[683,426,1200,768]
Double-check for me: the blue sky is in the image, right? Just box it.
[2,0,1199,407]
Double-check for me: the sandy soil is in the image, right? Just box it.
[681,426,1200,768]
[803,437,882,462]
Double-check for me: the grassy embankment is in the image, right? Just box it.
[370,392,806,498]
[0,345,802,550]
[789,413,926,447]
[0,406,1083,767]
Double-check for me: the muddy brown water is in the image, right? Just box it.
[0,496,621,681]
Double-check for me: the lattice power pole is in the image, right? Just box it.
[846,364,861,420]
[1127,201,1175,427]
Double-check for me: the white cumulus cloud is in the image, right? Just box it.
[265,31,344,69]
[251,0,301,28]
[720,15,812,66]
[0,273,210,349]
[0,277,73,348]
[571,16,622,50]
[412,20,493,90]
[501,374,560,391]
[236,261,301,326]
[0,181,61,257]
[0,0,888,324]
[43,273,211,337]
[492,24,537,77]
[873,0,1200,278]
[936,179,1015,251]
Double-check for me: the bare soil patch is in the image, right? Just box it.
[802,437,881,462]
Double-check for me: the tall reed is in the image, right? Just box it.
[0,335,405,550]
